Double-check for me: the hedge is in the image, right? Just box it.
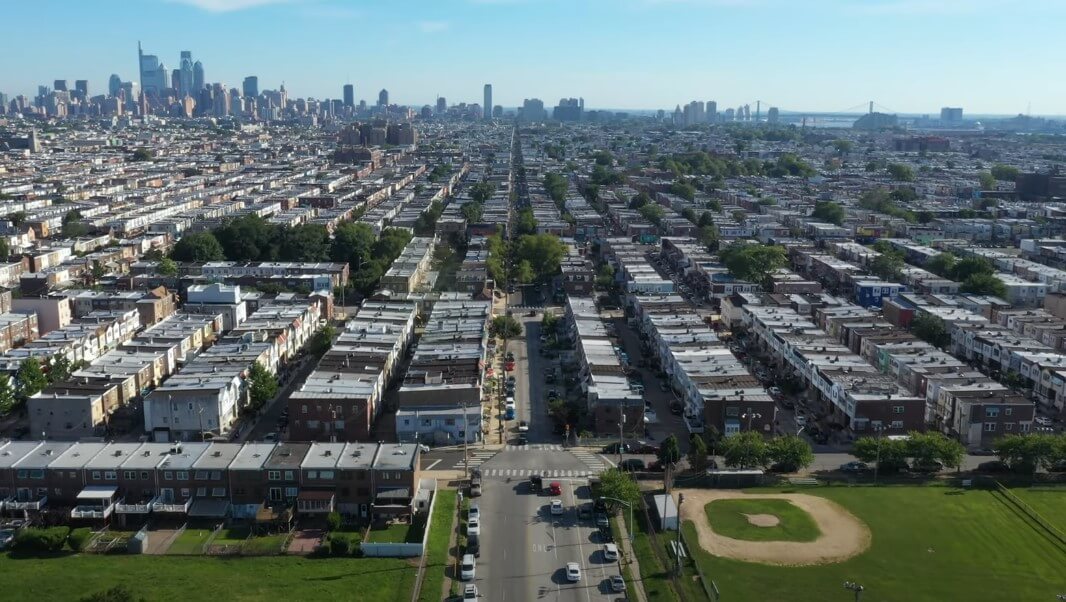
[14,526,71,553]
[67,527,93,551]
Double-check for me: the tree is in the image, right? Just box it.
[697,212,715,228]
[8,211,27,228]
[628,192,651,210]
[0,374,15,415]
[16,357,48,405]
[766,436,814,472]
[489,315,522,340]
[832,139,853,155]
[277,224,330,262]
[515,208,538,236]
[460,202,483,223]
[697,225,720,251]
[994,433,1058,473]
[595,264,615,289]
[658,435,681,466]
[597,468,640,510]
[309,325,336,355]
[925,253,957,278]
[718,243,786,287]
[852,436,909,472]
[469,182,495,203]
[330,222,376,268]
[811,201,845,225]
[49,354,74,383]
[213,214,277,262]
[543,173,568,202]
[638,204,665,226]
[990,164,1019,182]
[719,431,767,468]
[886,163,915,181]
[513,234,566,282]
[680,207,698,224]
[247,362,278,411]
[130,148,153,162]
[870,253,904,281]
[978,172,997,190]
[687,434,710,473]
[906,431,964,469]
[0,238,8,261]
[950,257,994,281]
[514,260,535,284]
[171,232,224,262]
[62,210,88,238]
[961,273,1006,297]
[669,181,696,201]
[157,257,178,277]
[911,313,950,348]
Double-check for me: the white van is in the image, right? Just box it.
[460,553,476,580]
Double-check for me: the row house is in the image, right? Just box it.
[379,236,436,294]
[0,441,420,524]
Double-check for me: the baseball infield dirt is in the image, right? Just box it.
[680,489,871,566]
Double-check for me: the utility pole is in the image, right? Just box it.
[463,401,470,482]
[873,424,885,485]
[675,492,685,576]
[618,413,626,464]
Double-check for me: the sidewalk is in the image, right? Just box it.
[615,516,649,602]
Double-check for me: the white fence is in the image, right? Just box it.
[361,481,438,558]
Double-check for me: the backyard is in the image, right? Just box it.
[0,553,416,601]
[683,485,1066,602]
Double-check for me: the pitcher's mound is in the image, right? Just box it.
[743,513,780,527]
[681,489,871,566]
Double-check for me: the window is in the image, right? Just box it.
[196,487,207,497]
[194,471,208,480]
[269,487,282,502]
[284,471,294,481]
[1005,408,1012,416]
[104,471,117,480]
[725,407,739,417]
[302,405,308,414]
[29,469,44,479]
[1005,423,1014,431]
[285,487,298,498]
[140,471,149,480]
[212,487,226,497]
[91,471,101,481]
[892,406,904,414]
[123,471,134,480]
[16,470,26,479]
[890,420,904,429]
[307,470,318,480]
[984,423,997,432]
[210,471,222,481]
[268,470,281,481]
[1021,423,1031,432]
[177,471,189,481]
[445,418,456,426]
[319,470,334,480]
[164,471,173,481]
[985,407,1000,418]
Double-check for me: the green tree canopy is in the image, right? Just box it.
[960,273,1006,297]
[157,257,178,277]
[330,222,376,268]
[718,243,786,287]
[460,202,483,223]
[638,204,665,226]
[16,358,48,405]
[720,431,768,468]
[469,181,496,203]
[887,163,915,181]
[766,435,814,472]
[687,434,710,473]
[925,253,957,278]
[277,224,330,262]
[514,234,566,282]
[852,436,910,471]
[911,313,950,348]
[0,374,15,415]
[658,435,682,466]
[950,257,994,281]
[172,232,225,262]
[811,201,846,226]
[978,172,997,190]
[870,252,904,281]
[994,433,1060,473]
[698,224,720,251]
[990,164,1019,182]
[697,212,715,228]
[213,214,277,262]
[489,315,522,340]
[515,208,538,236]
[247,362,278,412]
[543,173,568,202]
[597,468,640,511]
[670,180,696,201]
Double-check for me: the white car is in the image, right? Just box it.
[603,543,619,561]
[550,499,564,515]
[1035,416,1053,426]
[467,515,481,536]
[461,554,476,581]
[468,504,480,520]
[565,562,582,582]
[463,584,478,600]
[518,420,529,432]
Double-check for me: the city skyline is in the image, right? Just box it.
[3,0,1066,115]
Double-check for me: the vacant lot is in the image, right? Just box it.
[0,553,416,601]
[684,485,1066,602]
[705,498,821,542]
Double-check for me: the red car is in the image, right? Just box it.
[505,361,515,371]
[548,481,562,495]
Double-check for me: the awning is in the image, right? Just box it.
[77,486,118,501]
[375,488,411,501]
[188,498,231,518]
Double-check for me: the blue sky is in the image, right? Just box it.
[3,0,1065,115]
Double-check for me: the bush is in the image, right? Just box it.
[326,511,342,532]
[67,527,92,551]
[329,533,352,556]
[15,526,71,553]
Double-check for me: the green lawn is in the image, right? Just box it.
[628,506,680,602]
[418,488,457,602]
[0,553,416,601]
[1010,487,1066,533]
[166,528,212,555]
[684,486,1066,602]
[365,522,422,544]
[241,534,290,555]
[212,526,249,545]
[704,498,821,542]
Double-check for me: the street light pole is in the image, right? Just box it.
[873,424,885,485]
[675,492,685,576]
[618,413,626,465]
[844,581,864,602]
[463,401,469,482]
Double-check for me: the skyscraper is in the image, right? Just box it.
[192,61,204,93]
[706,100,717,123]
[343,84,354,108]
[53,80,68,92]
[179,51,194,96]
[436,96,446,114]
[74,80,88,100]
[767,107,780,124]
[109,74,122,97]
[243,76,259,99]
[171,69,181,91]
[483,84,492,121]
[137,42,167,101]
[378,89,389,106]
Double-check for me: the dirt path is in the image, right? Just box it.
[679,489,871,566]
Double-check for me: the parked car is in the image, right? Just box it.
[976,460,1010,473]
[463,584,479,600]
[467,533,480,558]
[633,442,659,454]
[602,442,631,454]
[1035,416,1054,427]
[911,459,944,473]
[550,499,564,515]
[620,459,645,472]
[467,516,481,536]
[839,461,869,473]
[565,562,582,582]
[529,474,543,492]
[610,575,626,592]
[518,420,529,432]
[516,434,529,445]
[460,554,476,580]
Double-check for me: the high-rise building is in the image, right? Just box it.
[109,74,122,98]
[212,84,229,117]
[171,69,181,91]
[767,106,780,124]
[553,98,583,121]
[137,42,167,101]
[378,89,389,106]
[53,80,68,92]
[483,84,492,121]
[192,61,205,93]
[179,51,194,96]
[243,76,258,99]
[343,84,354,108]
[706,101,717,123]
[940,107,963,123]
[436,96,446,114]
[74,80,88,100]
[493,105,503,118]
[520,98,546,122]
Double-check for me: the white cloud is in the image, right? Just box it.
[166,0,296,13]
[417,20,451,33]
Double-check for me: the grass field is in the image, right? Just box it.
[417,488,457,602]
[684,485,1066,602]
[1010,487,1066,533]
[166,528,212,555]
[0,553,416,601]
[704,498,821,542]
